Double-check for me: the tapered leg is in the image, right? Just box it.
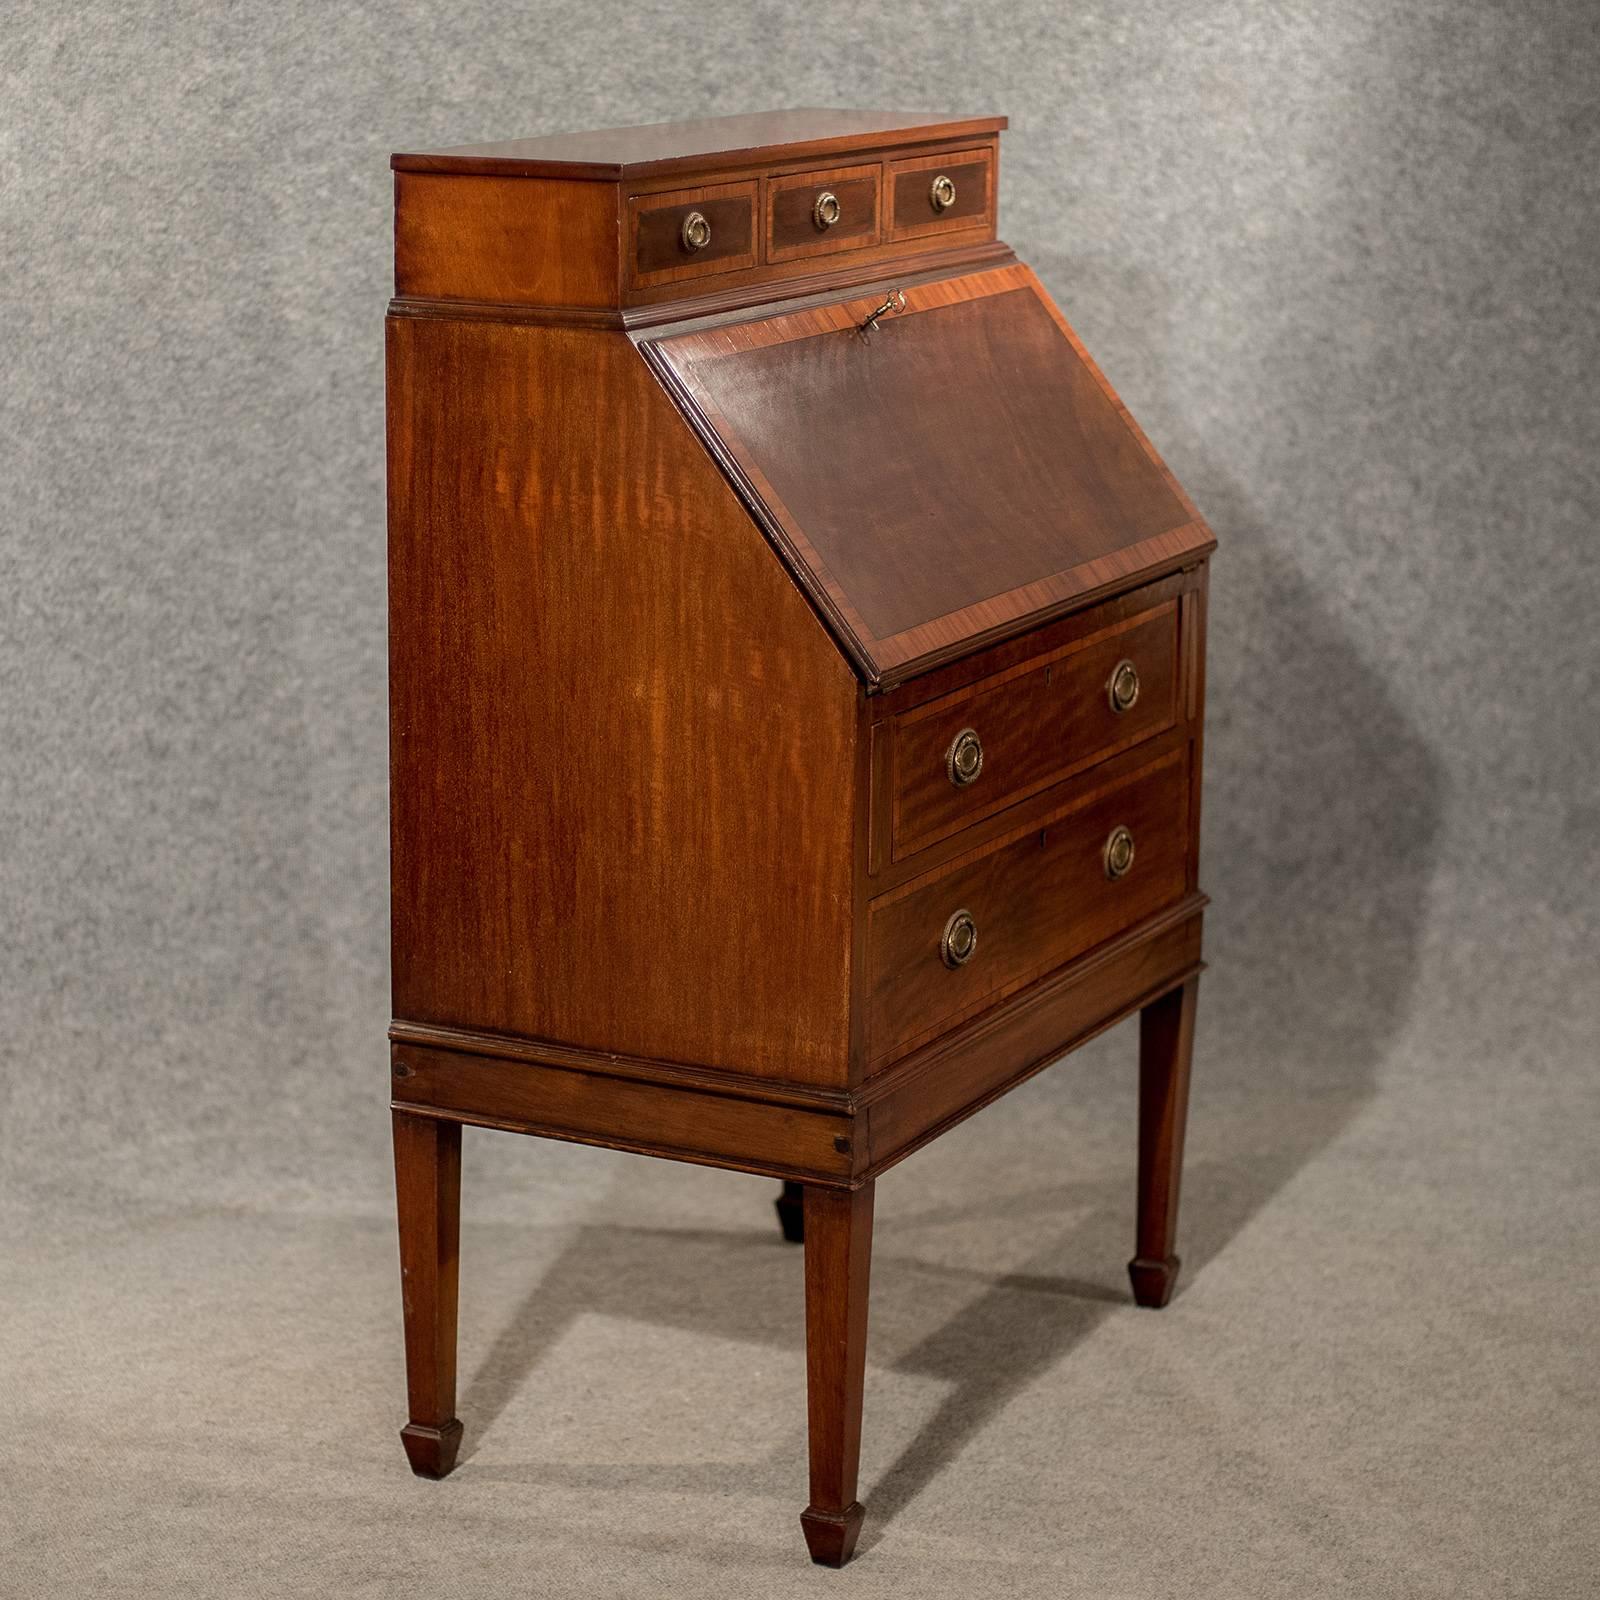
[799,1182,874,1566]
[1129,976,1199,1308]
[775,1179,805,1243]
[393,1109,464,1476]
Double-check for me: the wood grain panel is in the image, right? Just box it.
[623,238,1009,318]
[388,1020,853,1111]
[767,163,881,263]
[392,1045,854,1181]
[387,316,859,1085]
[396,139,1002,316]
[869,570,1191,719]
[865,749,1190,1066]
[860,900,1204,1172]
[647,264,1215,687]
[629,181,756,286]
[862,571,1202,894]
[889,600,1179,859]
[888,148,992,239]
[395,172,618,307]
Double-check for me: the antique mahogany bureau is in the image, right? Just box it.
[386,108,1213,1566]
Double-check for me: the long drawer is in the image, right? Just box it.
[866,748,1189,1067]
[888,597,1179,861]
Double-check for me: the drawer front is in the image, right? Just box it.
[767,163,881,263]
[629,181,757,287]
[867,750,1188,1065]
[890,599,1179,860]
[887,147,993,240]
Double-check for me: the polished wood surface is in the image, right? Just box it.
[867,569,1190,722]
[393,107,1008,179]
[387,316,859,1085]
[622,236,1010,323]
[862,572,1200,895]
[866,749,1191,1067]
[648,264,1213,685]
[393,1110,463,1478]
[767,163,881,262]
[628,181,757,286]
[1130,975,1199,1308]
[393,115,1002,315]
[801,1182,875,1566]
[1183,564,1210,896]
[388,898,1204,1188]
[387,108,1213,1566]
[391,1040,857,1182]
[888,597,1179,860]
[620,161,998,312]
[888,147,993,238]
[394,172,619,308]
[859,902,1203,1173]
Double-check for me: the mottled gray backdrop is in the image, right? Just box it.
[2,4,1597,1597]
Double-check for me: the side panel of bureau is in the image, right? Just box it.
[394,172,619,307]
[387,316,860,1085]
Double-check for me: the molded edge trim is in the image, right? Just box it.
[387,240,1016,332]
[391,115,1010,181]
[390,893,1206,1187]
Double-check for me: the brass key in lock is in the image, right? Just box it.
[858,288,906,334]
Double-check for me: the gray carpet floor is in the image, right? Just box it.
[5,882,1596,1599]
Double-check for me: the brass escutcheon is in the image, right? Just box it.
[680,210,711,252]
[1108,659,1141,714]
[930,174,957,212]
[941,908,979,969]
[1104,825,1136,881]
[946,728,984,787]
[813,190,842,230]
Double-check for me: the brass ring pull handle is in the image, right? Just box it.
[940,908,979,969]
[930,174,957,212]
[813,190,842,230]
[1107,659,1141,714]
[680,210,712,252]
[1103,825,1136,881]
[946,728,984,787]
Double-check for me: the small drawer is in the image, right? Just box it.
[887,147,993,241]
[889,599,1179,861]
[866,750,1189,1066]
[628,181,757,288]
[766,163,881,263]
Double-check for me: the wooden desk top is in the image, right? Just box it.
[392,107,1010,180]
